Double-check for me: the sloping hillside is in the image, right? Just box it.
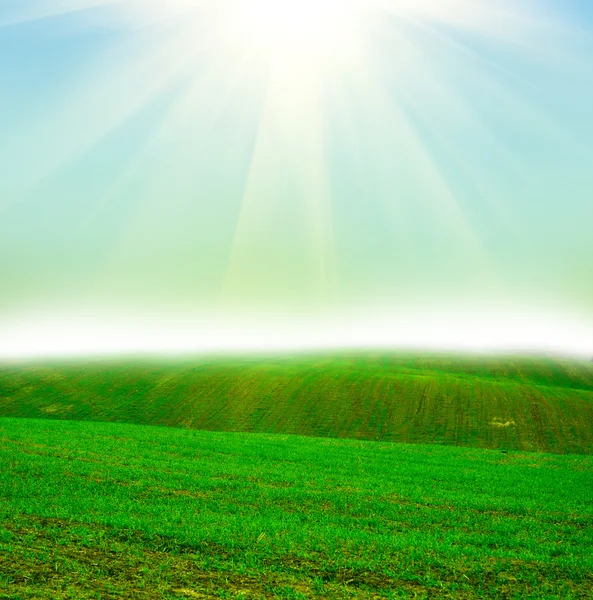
[1,352,592,453]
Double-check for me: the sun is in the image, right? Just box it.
[229,0,365,69]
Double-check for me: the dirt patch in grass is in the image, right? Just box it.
[3,516,419,599]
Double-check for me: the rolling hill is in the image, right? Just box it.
[2,352,592,454]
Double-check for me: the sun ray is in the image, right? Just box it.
[220,75,331,313]
[0,28,202,216]
[81,50,268,313]
[0,0,128,29]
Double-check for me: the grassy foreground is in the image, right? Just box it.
[1,352,593,454]
[1,417,592,599]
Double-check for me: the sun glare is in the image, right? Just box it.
[230,0,364,67]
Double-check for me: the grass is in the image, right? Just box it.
[2,352,592,597]
[1,352,593,453]
[1,417,592,599]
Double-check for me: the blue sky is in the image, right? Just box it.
[1,0,592,357]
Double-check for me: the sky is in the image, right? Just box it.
[1,0,592,358]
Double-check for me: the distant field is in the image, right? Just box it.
[1,352,593,454]
[1,417,592,599]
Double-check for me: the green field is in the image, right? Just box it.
[1,353,593,453]
[2,417,592,599]
[1,352,593,598]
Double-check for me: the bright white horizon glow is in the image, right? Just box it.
[1,311,592,361]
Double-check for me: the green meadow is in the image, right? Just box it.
[2,353,593,454]
[1,353,593,598]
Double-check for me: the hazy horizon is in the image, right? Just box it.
[1,0,592,358]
